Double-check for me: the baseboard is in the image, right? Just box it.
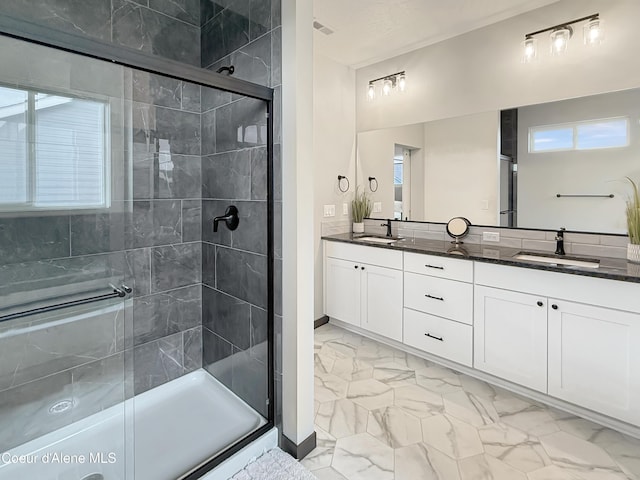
[314,315,329,329]
[280,431,317,460]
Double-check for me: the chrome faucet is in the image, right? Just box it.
[381,219,393,237]
[555,227,566,255]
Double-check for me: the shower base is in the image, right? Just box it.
[0,369,265,480]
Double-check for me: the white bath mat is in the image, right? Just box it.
[230,447,317,480]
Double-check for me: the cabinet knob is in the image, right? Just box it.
[361,266,365,270]
[354,265,358,269]
[537,301,543,307]
[552,304,558,310]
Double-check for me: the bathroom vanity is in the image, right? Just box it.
[323,234,640,435]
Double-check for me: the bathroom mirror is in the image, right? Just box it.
[357,87,640,235]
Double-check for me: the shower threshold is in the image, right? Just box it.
[0,370,266,480]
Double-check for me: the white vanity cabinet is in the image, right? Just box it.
[548,299,640,426]
[324,241,403,341]
[403,252,474,366]
[474,285,548,392]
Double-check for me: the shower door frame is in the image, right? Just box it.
[0,15,276,480]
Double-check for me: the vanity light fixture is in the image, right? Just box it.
[522,13,602,62]
[366,71,406,101]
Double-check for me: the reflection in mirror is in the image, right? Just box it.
[357,87,640,235]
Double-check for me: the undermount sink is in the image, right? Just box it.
[513,252,600,269]
[354,236,399,245]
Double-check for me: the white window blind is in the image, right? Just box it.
[0,86,109,212]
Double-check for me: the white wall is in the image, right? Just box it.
[424,111,500,224]
[356,0,640,132]
[313,53,357,319]
[357,124,423,219]
[518,89,640,233]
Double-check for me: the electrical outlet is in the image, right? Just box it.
[373,202,382,213]
[323,204,336,217]
[342,203,348,215]
[483,231,500,242]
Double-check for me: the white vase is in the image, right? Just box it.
[628,243,640,263]
[352,222,364,234]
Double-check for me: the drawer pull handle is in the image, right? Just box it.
[425,294,444,301]
[537,301,543,307]
[552,304,559,310]
[424,264,444,270]
[425,333,444,342]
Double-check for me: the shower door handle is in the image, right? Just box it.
[213,205,240,232]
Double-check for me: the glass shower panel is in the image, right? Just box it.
[0,35,133,480]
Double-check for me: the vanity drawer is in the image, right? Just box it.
[325,240,403,270]
[404,272,473,325]
[404,252,473,282]
[403,308,472,367]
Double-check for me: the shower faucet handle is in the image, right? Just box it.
[213,205,240,232]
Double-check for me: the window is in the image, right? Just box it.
[529,117,629,153]
[0,85,109,212]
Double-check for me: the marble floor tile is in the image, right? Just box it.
[315,373,349,403]
[478,423,552,473]
[394,384,444,418]
[421,414,484,459]
[367,406,422,448]
[395,442,461,480]
[459,453,528,480]
[313,324,640,480]
[444,390,500,427]
[316,398,368,439]
[332,433,394,480]
[347,378,394,411]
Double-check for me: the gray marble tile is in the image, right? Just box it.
[125,248,152,297]
[0,0,111,42]
[275,201,282,259]
[133,331,184,394]
[0,370,73,451]
[249,0,271,40]
[271,0,281,28]
[210,32,271,87]
[132,70,182,109]
[202,200,233,246]
[203,327,233,387]
[271,26,282,87]
[202,150,252,199]
[201,7,250,67]
[150,242,202,292]
[250,147,268,201]
[202,241,216,287]
[231,346,268,417]
[215,246,267,309]
[275,258,282,316]
[70,211,127,255]
[201,86,232,113]
[0,216,70,264]
[200,0,222,28]
[130,200,182,248]
[201,108,217,155]
[156,107,201,156]
[274,88,281,145]
[202,285,250,349]
[215,97,267,153]
[182,199,202,242]
[274,143,282,200]
[275,314,282,375]
[149,0,200,26]
[229,201,267,255]
[183,326,202,372]
[112,0,200,66]
[250,305,268,349]
[147,153,201,199]
[132,284,201,345]
[181,82,201,112]
[71,352,126,421]
[0,302,123,392]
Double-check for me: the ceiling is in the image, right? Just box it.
[313,0,560,68]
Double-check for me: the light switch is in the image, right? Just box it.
[323,204,335,217]
[483,231,500,242]
[342,203,348,215]
[373,202,382,213]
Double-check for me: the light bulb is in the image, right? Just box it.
[382,79,393,96]
[397,74,406,92]
[367,83,375,101]
[550,27,572,55]
[584,18,604,45]
[522,37,537,63]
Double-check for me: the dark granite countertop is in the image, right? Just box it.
[322,233,640,284]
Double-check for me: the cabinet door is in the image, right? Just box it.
[361,264,403,341]
[325,257,361,327]
[474,285,548,392]
[548,300,640,426]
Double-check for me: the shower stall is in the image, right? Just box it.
[0,5,276,479]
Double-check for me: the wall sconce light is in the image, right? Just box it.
[522,13,602,62]
[366,71,406,101]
